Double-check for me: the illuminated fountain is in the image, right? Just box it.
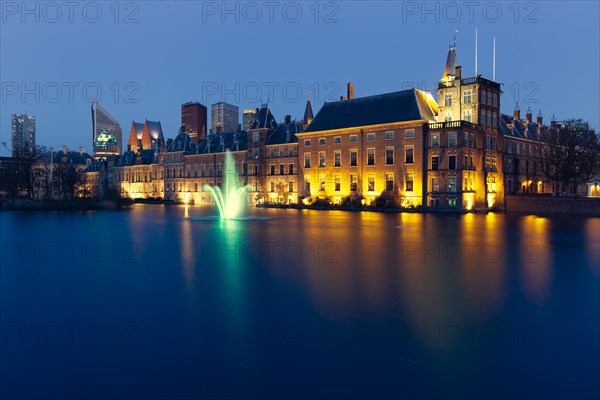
[204,150,248,219]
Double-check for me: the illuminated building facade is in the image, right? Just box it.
[211,102,240,134]
[127,120,165,151]
[296,87,437,206]
[182,102,208,144]
[11,113,36,154]
[91,101,122,157]
[242,109,257,131]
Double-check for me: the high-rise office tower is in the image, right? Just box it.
[211,102,240,133]
[182,102,208,143]
[11,113,36,154]
[242,108,257,131]
[91,100,123,157]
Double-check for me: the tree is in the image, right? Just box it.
[540,119,600,194]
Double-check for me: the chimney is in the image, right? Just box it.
[537,110,543,126]
[513,104,520,121]
[551,114,557,129]
[455,66,462,79]
[284,115,291,124]
[347,82,354,100]
[79,146,84,155]
[340,95,346,101]
[62,145,68,154]
[526,107,533,123]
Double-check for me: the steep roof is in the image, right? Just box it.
[499,114,555,143]
[250,104,277,130]
[303,88,437,133]
[167,131,197,153]
[303,99,314,122]
[267,120,302,145]
[442,47,458,80]
[196,131,248,154]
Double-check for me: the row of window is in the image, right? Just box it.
[443,89,498,107]
[269,164,295,175]
[304,147,415,168]
[505,140,534,156]
[268,146,296,158]
[303,130,415,147]
[304,173,415,193]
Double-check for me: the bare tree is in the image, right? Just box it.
[540,119,600,195]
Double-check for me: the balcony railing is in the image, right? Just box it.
[428,120,479,130]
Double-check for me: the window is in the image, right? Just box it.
[279,164,284,175]
[405,129,415,138]
[431,177,439,192]
[485,134,491,149]
[367,174,375,191]
[367,133,376,141]
[288,164,294,175]
[405,173,414,192]
[448,132,457,148]
[444,93,452,106]
[463,90,472,104]
[333,136,341,144]
[304,153,311,168]
[304,139,311,146]
[280,147,285,157]
[194,165,198,177]
[334,151,341,167]
[463,109,472,122]
[445,113,452,122]
[270,182,275,192]
[448,177,457,193]
[288,181,294,192]
[431,156,439,171]
[202,165,207,177]
[385,147,394,165]
[270,147,276,158]
[187,166,191,178]
[350,150,358,166]
[431,133,440,148]
[385,131,395,140]
[270,165,275,175]
[252,132,260,142]
[349,135,358,142]
[304,176,311,193]
[385,173,394,191]
[251,148,259,158]
[448,155,456,170]
[319,151,326,167]
[334,175,341,191]
[252,165,258,175]
[319,138,326,145]
[319,175,325,191]
[482,90,487,105]
[367,148,375,165]
[405,146,414,164]
[350,174,358,192]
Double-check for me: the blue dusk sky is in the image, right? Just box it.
[0,1,598,155]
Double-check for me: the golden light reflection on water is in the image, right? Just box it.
[519,216,552,304]
[586,218,600,275]
[458,212,506,317]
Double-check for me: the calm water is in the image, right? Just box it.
[1,206,599,399]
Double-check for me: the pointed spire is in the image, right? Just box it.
[303,94,314,128]
[442,31,458,82]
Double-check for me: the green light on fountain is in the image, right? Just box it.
[204,150,248,219]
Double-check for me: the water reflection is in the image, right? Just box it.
[519,216,552,304]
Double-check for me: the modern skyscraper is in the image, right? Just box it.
[182,102,208,144]
[242,108,257,130]
[11,113,36,154]
[91,100,123,158]
[211,102,240,133]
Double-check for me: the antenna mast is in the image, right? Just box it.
[475,28,478,76]
[493,36,496,81]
